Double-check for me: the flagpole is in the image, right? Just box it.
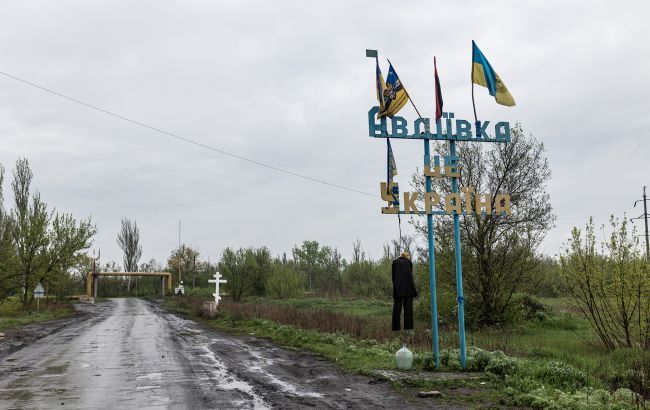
[471,53,479,132]
[375,54,405,251]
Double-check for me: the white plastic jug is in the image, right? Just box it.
[395,344,413,370]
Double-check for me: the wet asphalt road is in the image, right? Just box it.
[0,298,423,409]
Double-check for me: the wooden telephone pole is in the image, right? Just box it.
[633,186,649,259]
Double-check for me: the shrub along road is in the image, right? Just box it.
[0,298,433,409]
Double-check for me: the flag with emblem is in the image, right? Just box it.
[379,63,409,118]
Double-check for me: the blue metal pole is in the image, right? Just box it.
[449,140,467,369]
[423,139,439,367]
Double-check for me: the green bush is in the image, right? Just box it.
[0,297,22,315]
[342,261,391,298]
[266,264,303,299]
[484,351,519,376]
[507,386,636,410]
[435,347,519,375]
[600,348,650,397]
[422,354,436,371]
[532,361,588,390]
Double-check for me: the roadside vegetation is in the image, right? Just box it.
[0,296,76,332]
[2,131,649,409]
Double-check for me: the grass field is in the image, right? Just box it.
[165,295,647,409]
[0,297,76,333]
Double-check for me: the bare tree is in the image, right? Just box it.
[352,239,365,264]
[411,125,555,325]
[117,218,142,293]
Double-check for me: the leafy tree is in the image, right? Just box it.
[562,217,650,350]
[250,247,273,295]
[2,159,97,303]
[11,159,50,303]
[167,244,199,285]
[0,165,18,298]
[41,213,96,298]
[411,125,555,326]
[266,260,303,299]
[218,247,255,302]
[322,247,344,295]
[140,258,163,273]
[292,240,330,293]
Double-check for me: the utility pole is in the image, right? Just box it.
[633,186,649,259]
[178,220,182,283]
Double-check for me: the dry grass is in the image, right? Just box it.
[180,296,435,348]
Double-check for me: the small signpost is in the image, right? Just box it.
[208,271,227,306]
[175,281,185,298]
[33,282,45,311]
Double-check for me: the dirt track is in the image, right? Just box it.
[0,298,436,409]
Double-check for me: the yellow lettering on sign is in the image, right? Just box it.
[495,194,511,215]
[379,182,398,202]
[444,165,460,178]
[423,165,442,178]
[461,187,474,213]
[445,193,462,215]
[380,182,399,214]
[475,193,492,214]
[403,192,420,213]
[424,192,440,213]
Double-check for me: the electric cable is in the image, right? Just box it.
[0,70,375,197]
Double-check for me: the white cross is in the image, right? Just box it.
[207,271,227,305]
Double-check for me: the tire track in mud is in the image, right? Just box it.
[156,302,425,409]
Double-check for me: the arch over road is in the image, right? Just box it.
[86,272,172,297]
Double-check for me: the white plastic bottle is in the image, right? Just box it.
[395,344,413,370]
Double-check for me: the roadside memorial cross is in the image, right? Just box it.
[208,271,227,306]
[33,282,45,311]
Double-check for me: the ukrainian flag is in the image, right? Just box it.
[375,59,386,113]
[387,138,397,181]
[379,63,409,118]
[387,138,398,201]
[472,41,515,107]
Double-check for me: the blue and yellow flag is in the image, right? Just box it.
[472,41,515,107]
[375,59,386,113]
[387,139,397,200]
[379,63,409,118]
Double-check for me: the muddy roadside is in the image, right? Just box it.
[0,301,111,360]
[152,300,473,409]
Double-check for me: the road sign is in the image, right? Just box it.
[33,282,45,312]
[33,283,45,299]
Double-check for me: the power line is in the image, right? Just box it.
[0,70,639,225]
[0,70,375,197]
[557,208,632,221]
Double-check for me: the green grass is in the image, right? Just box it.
[0,297,77,333]
[163,295,647,408]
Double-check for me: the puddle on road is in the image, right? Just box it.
[137,372,162,381]
[247,365,324,399]
[198,345,269,410]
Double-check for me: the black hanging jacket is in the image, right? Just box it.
[391,256,418,298]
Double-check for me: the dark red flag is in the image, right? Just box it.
[434,57,443,122]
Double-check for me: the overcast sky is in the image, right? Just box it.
[0,1,648,265]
